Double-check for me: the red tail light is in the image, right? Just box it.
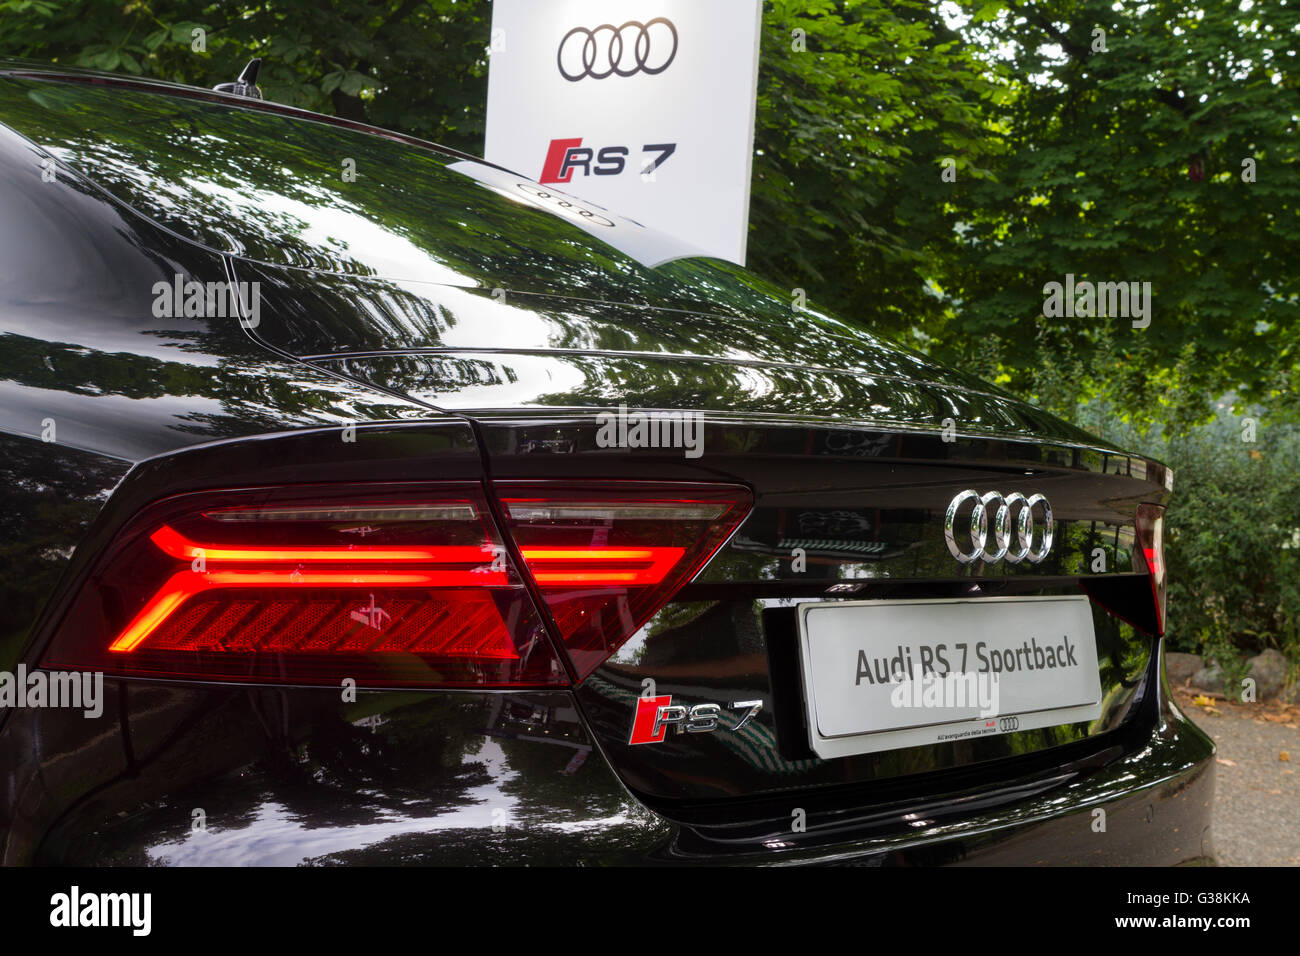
[499,483,753,680]
[1135,502,1167,636]
[41,484,566,687]
[40,481,753,687]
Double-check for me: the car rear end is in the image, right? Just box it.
[10,408,1213,866]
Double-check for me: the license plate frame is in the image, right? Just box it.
[796,595,1103,758]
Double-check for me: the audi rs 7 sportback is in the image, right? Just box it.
[0,62,1213,865]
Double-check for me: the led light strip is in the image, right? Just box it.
[152,527,683,584]
[521,547,684,585]
[152,526,496,564]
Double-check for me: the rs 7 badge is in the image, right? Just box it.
[629,696,763,745]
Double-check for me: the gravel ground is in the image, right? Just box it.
[1176,689,1300,866]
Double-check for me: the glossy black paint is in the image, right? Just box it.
[0,434,130,674]
[0,63,1213,865]
[0,111,432,462]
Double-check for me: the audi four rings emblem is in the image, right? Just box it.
[558,19,679,81]
[944,490,1054,565]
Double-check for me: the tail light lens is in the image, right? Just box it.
[41,484,567,687]
[40,480,753,687]
[500,483,753,680]
[1135,502,1167,635]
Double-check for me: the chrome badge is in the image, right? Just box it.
[944,490,1054,565]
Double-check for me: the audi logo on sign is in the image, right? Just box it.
[944,490,1054,565]
[999,716,1020,732]
[558,18,679,81]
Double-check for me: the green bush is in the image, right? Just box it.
[1107,408,1300,660]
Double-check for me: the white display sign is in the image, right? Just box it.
[484,0,763,266]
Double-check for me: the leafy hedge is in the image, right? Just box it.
[1100,407,1300,663]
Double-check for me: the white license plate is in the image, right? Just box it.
[796,595,1103,758]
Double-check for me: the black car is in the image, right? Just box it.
[0,62,1213,866]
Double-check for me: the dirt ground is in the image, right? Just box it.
[1174,687,1300,866]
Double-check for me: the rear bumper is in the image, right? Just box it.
[672,698,1216,866]
[4,642,1213,866]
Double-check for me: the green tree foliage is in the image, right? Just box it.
[750,1,1003,332]
[936,0,1300,429]
[0,0,493,147]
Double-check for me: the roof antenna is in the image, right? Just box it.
[214,58,264,99]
